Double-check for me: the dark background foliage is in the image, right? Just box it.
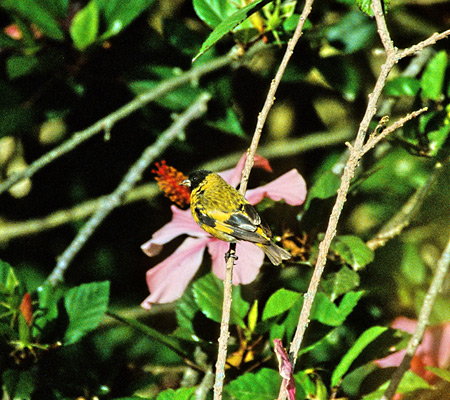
[1,0,450,398]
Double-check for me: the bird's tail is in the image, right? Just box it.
[257,242,291,266]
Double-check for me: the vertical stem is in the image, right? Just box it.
[213,243,236,400]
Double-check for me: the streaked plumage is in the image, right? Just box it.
[181,170,291,265]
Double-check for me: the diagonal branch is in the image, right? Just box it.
[366,161,443,251]
[213,0,317,398]
[380,228,450,399]
[0,52,235,197]
[284,0,450,392]
[46,93,211,287]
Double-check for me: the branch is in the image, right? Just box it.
[239,0,316,193]
[0,128,353,245]
[284,0,450,389]
[366,161,443,250]
[214,0,316,397]
[0,52,235,197]
[361,107,428,154]
[213,245,236,399]
[380,230,450,400]
[46,93,211,287]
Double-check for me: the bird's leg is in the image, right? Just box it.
[225,243,238,262]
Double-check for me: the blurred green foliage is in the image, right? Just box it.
[0,0,449,398]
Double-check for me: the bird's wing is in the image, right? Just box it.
[194,204,270,244]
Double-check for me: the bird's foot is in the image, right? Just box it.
[225,250,238,262]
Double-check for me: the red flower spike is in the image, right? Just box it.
[152,161,190,208]
[20,293,33,326]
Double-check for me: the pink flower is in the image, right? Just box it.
[376,317,450,384]
[140,155,307,309]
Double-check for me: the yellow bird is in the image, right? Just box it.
[181,170,291,265]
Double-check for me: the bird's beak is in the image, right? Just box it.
[180,178,191,187]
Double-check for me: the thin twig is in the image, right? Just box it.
[361,107,428,154]
[213,245,236,399]
[284,0,450,393]
[212,0,316,398]
[367,161,443,250]
[0,53,235,196]
[0,127,354,245]
[239,0,316,193]
[46,93,211,286]
[380,232,450,400]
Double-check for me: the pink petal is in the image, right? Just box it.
[274,339,296,400]
[437,322,450,368]
[141,237,208,308]
[141,205,207,256]
[219,153,272,187]
[207,240,264,284]
[375,349,407,368]
[391,316,417,334]
[274,339,293,379]
[246,169,307,206]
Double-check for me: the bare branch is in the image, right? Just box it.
[285,0,450,389]
[213,247,236,399]
[361,107,428,154]
[381,229,450,399]
[0,53,234,196]
[46,93,211,286]
[214,0,317,397]
[0,128,353,245]
[367,161,443,250]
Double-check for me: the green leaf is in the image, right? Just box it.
[421,50,448,101]
[331,326,387,387]
[193,0,273,61]
[2,0,64,40]
[357,0,390,16]
[206,108,246,137]
[400,242,426,285]
[385,77,421,97]
[283,14,312,32]
[248,300,258,333]
[226,368,281,400]
[193,273,250,328]
[33,282,62,335]
[129,80,201,111]
[175,285,201,337]
[0,259,19,296]
[63,281,110,345]
[193,0,240,28]
[325,11,376,53]
[427,123,450,158]
[294,370,320,399]
[426,366,450,382]
[6,55,40,79]
[70,0,100,50]
[97,0,156,38]
[322,266,360,302]
[362,370,430,399]
[320,56,362,101]
[311,291,364,326]
[36,0,69,19]
[331,235,374,271]
[262,289,301,320]
[2,369,35,400]
[304,170,341,210]
[155,387,196,400]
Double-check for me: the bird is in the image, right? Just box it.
[180,170,291,265]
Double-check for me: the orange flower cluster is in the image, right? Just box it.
[152,161,190,208]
